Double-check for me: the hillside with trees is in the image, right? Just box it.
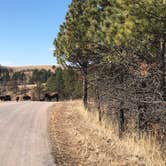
[0,65,82,101]
[46,68,82,99]
[52,0,166,162]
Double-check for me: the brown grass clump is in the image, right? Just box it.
[48,100,166,166]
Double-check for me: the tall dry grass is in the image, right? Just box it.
[71,100,166,166]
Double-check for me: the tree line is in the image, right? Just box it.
[0,66,82,100]
[54,0,166,140]
[46,68,82,100]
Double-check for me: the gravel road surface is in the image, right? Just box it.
[0,101,56,166]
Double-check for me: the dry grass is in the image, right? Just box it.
[6,65,55,72]
[18,83,46,89]
[48,100,166,166]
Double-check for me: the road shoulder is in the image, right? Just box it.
[48,101,153,166]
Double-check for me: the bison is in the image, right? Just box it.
[0,95,11,101]
[23,95,31,101]
[44,93,59,102]
[0,96,5,101]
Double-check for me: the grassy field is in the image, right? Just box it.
[48,100,166,166]
[6,65,55,72]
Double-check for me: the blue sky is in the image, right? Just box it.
[0,0,71,66]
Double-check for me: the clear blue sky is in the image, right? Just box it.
[0,0,71,66]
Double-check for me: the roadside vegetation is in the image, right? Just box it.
[52,0,166,165]
[49,100,165,166]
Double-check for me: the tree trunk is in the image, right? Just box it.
[96,90,102,121]
[137,103,144,139]
[82,67,88,109]
[95,74,102,121]
[95,74,102,122]
[118,108,125,138]
[117,101,125,138]
[160,34,166,101]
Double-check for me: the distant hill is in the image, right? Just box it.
[4,65,56,72]
[0,65,59,81]
[0,65,57,99]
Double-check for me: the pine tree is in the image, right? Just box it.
[54,0,99,108]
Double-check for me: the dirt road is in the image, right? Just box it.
[0,101,55,166]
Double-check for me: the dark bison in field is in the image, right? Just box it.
[44,93,59,102]
[23,95,31,101]
[0,95,11,101]
[0,96,4,101]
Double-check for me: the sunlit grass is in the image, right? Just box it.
[72,100,165,165]
[49,100,166,166]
